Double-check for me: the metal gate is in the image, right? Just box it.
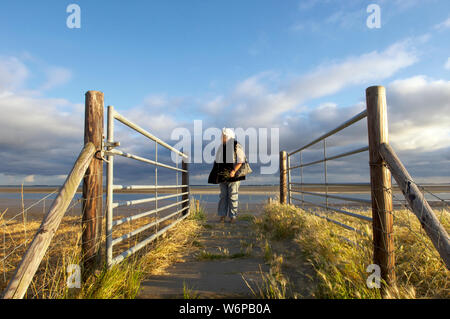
[104,105,190,267]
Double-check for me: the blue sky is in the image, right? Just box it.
[0,0,449,185]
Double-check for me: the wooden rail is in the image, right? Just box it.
[2,142,96,299]
[380,143,450,269]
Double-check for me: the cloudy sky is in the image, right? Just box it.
[0,0,449,186]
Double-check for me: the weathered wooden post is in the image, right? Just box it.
[82,91,104,276]
[182,160,189,215]
[280,151,288,204]
[366,86,395,293]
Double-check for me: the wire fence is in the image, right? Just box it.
[1,93,194,299]
[283,86,449,295]
[0,170,192,298]
[0,174,101,298]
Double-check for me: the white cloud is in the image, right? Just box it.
[434,17,450,30]
[0,55,84,185]
[0,173,67,185]
[0,56,29,92]
[142,94,168,108]
[297,0,320,11]
[204,39,418,128]
[2,40,447,185]
[445,57,450,70]
[40,66,72,90]
[201,95,225,115]
[325,9,363,28]
[24,175,35,183]
[289,40,418,100]
[387,76,450,151]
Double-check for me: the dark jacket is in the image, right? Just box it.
[208,139,245,184]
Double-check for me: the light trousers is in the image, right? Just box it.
[218,181,240,218]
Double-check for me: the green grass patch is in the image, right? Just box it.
[190,203,207,222]
[183,282,199,299]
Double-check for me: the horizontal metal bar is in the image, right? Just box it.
[289,110,367,156]
[289,182,371,187]
[113,110,188,158]
[111,210,189,266]
[113,184,188,191]
[288,146,369,170]
[112,199,189,227]
[106,149,187,173]
[290,189,372,204]
[290,196,372,222]
[112,206,188,246]
[112,192,188,209]
[326,146,369,162]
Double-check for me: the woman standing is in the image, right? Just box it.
[208,128,247,223]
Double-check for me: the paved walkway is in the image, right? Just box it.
[137,210,269,299]
[137,206,315,299]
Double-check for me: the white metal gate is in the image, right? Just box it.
[104,105,190,267]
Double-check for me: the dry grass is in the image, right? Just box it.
[255,202,449,299]
[0,200,204,299]
[79,217,202,299]
[0,214,82,298]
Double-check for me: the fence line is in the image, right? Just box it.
[2,142,96,299]
[281,85,450,295]
[2,90,192,299]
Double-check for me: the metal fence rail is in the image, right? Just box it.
[281,85,450,293]
[285,108,369,234]
[105,105,190,267]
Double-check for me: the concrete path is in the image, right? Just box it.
[137,210,269,299]
[137,206,316,299]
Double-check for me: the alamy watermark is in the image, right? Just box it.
[367,4,381,29]
[171,121,279,175]
[366,264,381,289]
[66,4,380,30]
[66,4,81,29]
[66,264,81,288]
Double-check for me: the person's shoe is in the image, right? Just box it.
[219,216,225,223]
[230,216,237,224]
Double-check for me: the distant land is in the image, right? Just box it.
[1,184,450,195]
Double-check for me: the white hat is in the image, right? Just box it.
[222,128,235,140]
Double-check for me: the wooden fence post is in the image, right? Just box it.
[366,86,396,293]
[182,160,189,215]
[82,91,104,276]
[280,151,287,204]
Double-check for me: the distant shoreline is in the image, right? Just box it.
[1,184,450,195]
